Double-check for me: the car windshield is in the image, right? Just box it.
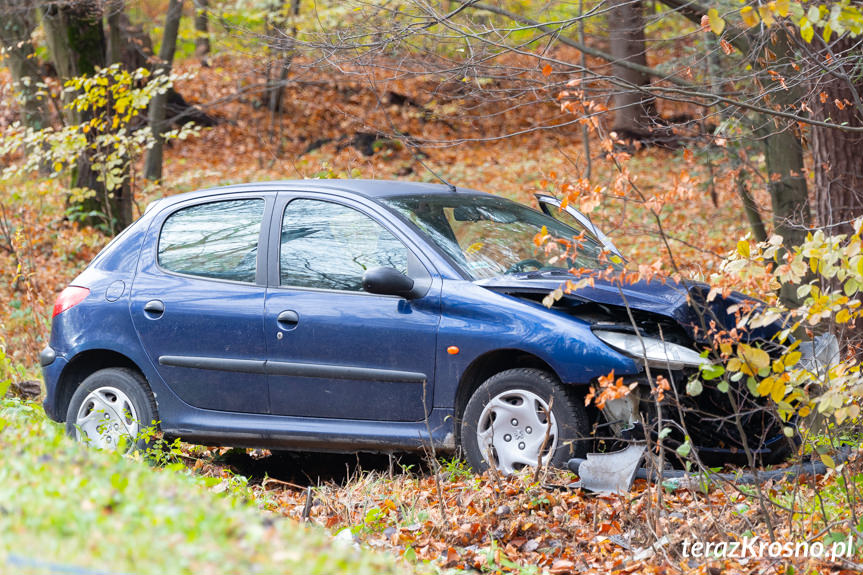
[383,194,620,280]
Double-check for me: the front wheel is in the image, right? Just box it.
[65,368,157,451]
[460,368,588,474]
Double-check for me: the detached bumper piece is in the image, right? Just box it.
[567,442,646,495]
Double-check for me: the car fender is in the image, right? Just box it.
[434,280,639,409]
[45,288,191,426]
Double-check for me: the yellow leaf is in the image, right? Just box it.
[740,6,760,27]
[757,375,775,397]
[820,453,836,469]
[799,405,811,417]
[737,240,750,258]
[758,5,775,27]
[835,407,847,425]
[772,359,784,373]
[770,378,786,403]
[836,308,851,324]
[800,18,814,43]
[774,0,789,18]
[809,257,819,274]
[784,350,802,366]
[739,344,770,373]
[708,8,726,35]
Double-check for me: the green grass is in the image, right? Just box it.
[0,399,414,575]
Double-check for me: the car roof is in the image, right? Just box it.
[149,179,488,210]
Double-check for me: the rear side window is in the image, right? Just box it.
[158,199,264,283]
[280,199,408,291]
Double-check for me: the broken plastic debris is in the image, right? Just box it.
[568,442,646,494]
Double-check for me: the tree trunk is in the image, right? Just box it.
[103,0,133,229]
[194,0,211,64]
[0,0,49,131]
[267,0,300,115]
[753,29,811,308]
[40,2,106,84]
[608,0,656,139]
[810,36,863,237]
[735,169,768,244]
[105,0,125,66]
[40,1,123,230]
[144,0,184,183]
[761,121,810,249]
[661,0,811,281]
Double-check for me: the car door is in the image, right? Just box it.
[130,195,272,414]
[264,193,440,421]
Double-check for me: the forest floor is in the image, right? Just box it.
[1,50,860,574]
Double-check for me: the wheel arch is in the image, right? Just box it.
[55,349,153,422]
[454,349,576,432]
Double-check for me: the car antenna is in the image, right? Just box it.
[415,154,457,192]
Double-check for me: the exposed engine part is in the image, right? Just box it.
[601,391,640,436]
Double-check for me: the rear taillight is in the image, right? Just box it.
[52,286,90,318]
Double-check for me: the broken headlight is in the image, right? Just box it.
[593,329,707,370]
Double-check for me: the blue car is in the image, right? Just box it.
[41,180,794,472]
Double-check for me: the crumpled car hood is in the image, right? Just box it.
[475,273,771,343]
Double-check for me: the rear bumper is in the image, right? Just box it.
[39,346,56,367]
[40,351,68,422]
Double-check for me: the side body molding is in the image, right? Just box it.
[158,356,427,384]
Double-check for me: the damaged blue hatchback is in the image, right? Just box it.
[42,180,803,472]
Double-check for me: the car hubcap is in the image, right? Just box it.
[74,386,139,450]
[476,389,557,474]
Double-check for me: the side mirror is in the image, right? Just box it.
[362,267,416,298]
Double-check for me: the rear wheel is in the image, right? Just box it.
[65,368,157,451]
[460,368,588,474]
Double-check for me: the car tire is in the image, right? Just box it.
[461,368,589,474]
[65,368,158,451]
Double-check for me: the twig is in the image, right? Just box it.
[532,396,554,483]
[262,477,306,491]
[420,378,449,524]
[301,486,313,522]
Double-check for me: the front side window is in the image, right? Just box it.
[158,199,264,283]
[280,199,408,291]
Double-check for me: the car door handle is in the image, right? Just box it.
[143,300,165,316]
[277,310,299,325]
